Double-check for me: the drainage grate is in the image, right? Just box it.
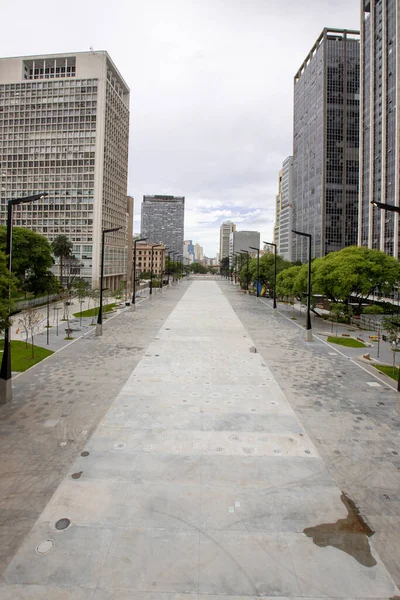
[55,518,71,531]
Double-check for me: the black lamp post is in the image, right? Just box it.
[96,227,121,336]
[370,200,400,390]
[160,246,168,291]
[0,193,47,404]
[234,251,242,285]
[249,246,260,298]
[291,230,312,341]
[240,250,250,291]
[150,244,162,295]
[131,237,146,311]
[264,241,278,315]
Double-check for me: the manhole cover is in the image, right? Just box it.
[71,471,83,479]
[36,540,54,555]
[81,451,89,457]
[55,518,71,531]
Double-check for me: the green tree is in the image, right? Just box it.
[239,253,291,294]
[0,226,54,296]
[276,266,302,300]
[51,235,73,284]
[190,263,208,274]
[363,304,385,315]
[382,315,400,343]
[23,270,60,297]
[0,249,16,333]
[312,246,400,307]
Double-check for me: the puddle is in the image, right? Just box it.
[303,493,376,567]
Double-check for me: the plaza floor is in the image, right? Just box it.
[0,280,400,598]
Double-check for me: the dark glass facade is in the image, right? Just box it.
[293,29,360,263]
[359,0,399,257]
[141,195,185,257]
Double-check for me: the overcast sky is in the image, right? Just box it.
[1,0,360,256]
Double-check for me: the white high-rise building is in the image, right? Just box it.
[219,221,236,263]
[0,51,130,290]
[279,156,294,261]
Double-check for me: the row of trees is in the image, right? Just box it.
[235,245,400,313]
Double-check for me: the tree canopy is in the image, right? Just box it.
[311,246,400,306]
[238,253,291,292]
[0,226,54,296]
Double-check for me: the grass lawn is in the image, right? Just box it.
[0,340,53,372]
[327,336,366,348]
[73,303,117,318]
[374,365,399,381]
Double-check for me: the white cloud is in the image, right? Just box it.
[0,0,360,255]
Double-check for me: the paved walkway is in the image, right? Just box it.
[1,280,399,598]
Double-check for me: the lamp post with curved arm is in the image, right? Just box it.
[96,227,122,336]
[150,244,162,296]
[239,250,250,292]
[263,241,277,315]
[131,237,146,311]
[249,246,260,298]
[291,230,312,341]
[0,193,48,404]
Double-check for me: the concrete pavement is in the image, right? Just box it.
[1,280,399,598]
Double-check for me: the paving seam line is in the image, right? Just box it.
[256,297,397,393]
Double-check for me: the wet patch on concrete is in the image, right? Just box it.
[303,493,376,567]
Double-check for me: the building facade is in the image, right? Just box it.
[219,221,236,262]
[229,230,260,267]
[0,51,130,290]
[359,0,400,256]
[273,169,283,252]
[292,28,360,263]
[141,195,185,256]
[194,243,204,262]
[135,242,166,276]
[279,156,294,261]
[183,240,195,264]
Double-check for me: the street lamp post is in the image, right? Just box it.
[160,246,168,291]
[291,230,312,342]
[240,250,250,292]
[249,246,260,298]
[131,237,147,311]
[264,241,278,316]
[370,200,400,390]
[96,227,121,336]
[0,193,47,404]
[234,252,242,286]
[150,244,162,296]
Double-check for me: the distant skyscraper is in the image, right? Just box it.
[292,28,360,263]
[141,195,185,256]
[194,243,204,261]
[229,231,260,267]
[273,169,283,252]
[0,51,130,290]
[219,222,236,263]
[359,0,400,257]
[279,156,294,261]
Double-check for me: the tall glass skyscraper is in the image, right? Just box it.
[359,0,400,257]
[0,51,130,290]
[292,28,360,263]
[141,195,185,257]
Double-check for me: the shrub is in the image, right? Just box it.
[363,304,385,315]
